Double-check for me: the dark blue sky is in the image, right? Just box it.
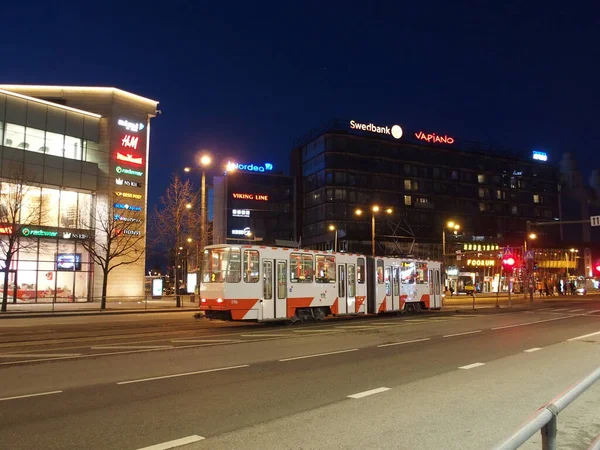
[1,1,598,205]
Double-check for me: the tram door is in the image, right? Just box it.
[262,260,275,320]
[392,266,400,310]
[276,260,287,318]
[430,268,442,308]
[384,266,392,311]
[337,264,347,314]
[347,264,356,314]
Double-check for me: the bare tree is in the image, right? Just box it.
[0,162,44,312]
[153,174,197,306]
[79,195,145,310]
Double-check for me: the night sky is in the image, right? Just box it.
[1,1,598,207]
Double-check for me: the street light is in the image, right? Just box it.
[355,205,392,257]
[328,224,338,252]
[442,221,461,256]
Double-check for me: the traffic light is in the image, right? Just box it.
[502,256,516,274]
[593,260,600,277]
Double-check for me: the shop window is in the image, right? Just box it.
[4,123,24,148]
[357,258,365,284]
[25,127,45,153]
[315,255,336,283]
[60,191,79,228]
[243,250,260,283]
[64,135,82,160]
[20,186,41,224]
[41,188,60,227]
[290,253,313,283]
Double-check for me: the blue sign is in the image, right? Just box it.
[228,161,273,173]
[532,150,548,162]
[114,203,142,211]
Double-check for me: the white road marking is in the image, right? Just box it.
[91,345,173,350]
[347,387,391,399]
[537,308,552,311]
[335,325,381,329]
[491,316,571,330]
[240,334,291,338]
[279,349,359,362]
[443,330,482,338]
[552,308,569,311]
[170,339,240,343]
[523,311,535,314]
[452,314,480,317]
[292,329,342,333]
[459,362,485,370]
[0,353,81,358]
[377,338,431,348]
[568,309,586,312]
[117,365,249,385]
[588,310,600,314]
[136,435,205,450]
[0,390,62,402]
[567,331,600,341]
[524,347,542,353]
[404,319,429,323]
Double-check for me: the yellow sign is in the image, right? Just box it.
[115,191,143,200]
[466,259,495,267]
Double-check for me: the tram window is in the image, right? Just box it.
[243,250,260,283]
[376,259,384,284]
[203,247,240,283]
[416,262,429,284]
[290,253,313,283]
[393,267,399,296]
[401,262,415,284]
[315,255,336,283]
[357,258,365,284]
[226,248,241,283]
[348,265,356,297]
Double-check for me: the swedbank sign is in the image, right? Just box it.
[349,120,403,139]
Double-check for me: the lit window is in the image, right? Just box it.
[496,190,502,199]
[4,123,25,148]
[479,188,485,198]
[46,131,65,157]
[25,128,46,153]
[404,195,412,206]
[315,255,336,283]
[478,174,485,184]
[533,194,540,204]
[479,202,486,212]
[511,205,518,215]
[404,179,411,190]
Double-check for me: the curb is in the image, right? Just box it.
[0,308,198,320]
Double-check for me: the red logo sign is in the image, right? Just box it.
[116,152,144,166]
[232,193,269,201]
[121,134,139,150]
[0,225,13,235]
[414,131,455,145]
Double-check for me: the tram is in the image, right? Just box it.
[199,244,443,322]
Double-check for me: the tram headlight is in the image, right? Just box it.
[201,298,207,303]
[217,298,223,303]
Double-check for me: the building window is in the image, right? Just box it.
[404,195,412,206]
[510,177,517,189]
[479,202,486,212]
[404,179,411,190]
[479,188,485,198]
[496,190,503,200]
[478,174,485,184]
[533,194,540,204]
[511,205,518,215]
[315,255,336,283]
[451,170,459,180]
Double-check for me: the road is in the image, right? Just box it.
[0,299,599,449]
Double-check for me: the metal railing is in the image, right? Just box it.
[492,366,600,450]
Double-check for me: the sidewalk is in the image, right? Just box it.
[442,292,599,311]
[0,295,200,318]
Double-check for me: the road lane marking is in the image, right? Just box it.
[347,387,391,399]
[568,309,586,312]
[459,362,485,370]
[567,331,600,341]
[279,349,359,362]
[240,334,291,338]
[0,390,62,402]
[452,314,480,317]
[588,310,600,314]
[291,329,343,333]
[404,319,429,322]
[443,330,482,338]
[335,325,381,329]
[552,308,569,311]
[170,339,241,343]
[524,348,542,353]
[136,435,205,450]
[491,316,571,330]
[91,345,173,350]
[117,365,250,385]
[377,338,430,348]
[0,353,81,358]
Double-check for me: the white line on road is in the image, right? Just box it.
[568,309,586,312]
[552,308,569,311]
[524,348,542,353]
[377,338,431,348]
[491,316,572,330]
[347,387,391,399]
[279,349,359,362]
[292,329,343,333]
[91,345,173,350]
[0,353,81,358]
[443,330,482,338]
[136,435,205,450]
[459,362,485,370]
[240,334,291,338]
[170,339,241,343]
[117,365,250,385]
[588,310,600,314]
[335,325,381,329]
[567,331,600,341]
[0,390,62,402]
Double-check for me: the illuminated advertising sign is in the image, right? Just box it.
[232,209,250,217]
[533,150,548,162]
[232,193,268,201]
[114,215,142,223]
[114,203,142,211]
[117,119,145,133]
[115,178,141,188]
[121,134,139,150]
[115,191,143,200]
[152,278,163,298]
[231,227,252,236]
[116,166,143,177]
[61,231,90,240]
[466,259,496,267]
[227,161,273,173]
[414,131,455,144]
[349,120,403,139]
[21,227,58,238]
[0,226,13,235]
[116,152,144,165]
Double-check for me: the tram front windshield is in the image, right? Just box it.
[202,247,241,283]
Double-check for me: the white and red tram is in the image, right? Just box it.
[199,244,443,322]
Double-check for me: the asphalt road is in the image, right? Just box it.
[0,300,599,449]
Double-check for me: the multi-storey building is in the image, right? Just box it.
[0,85,158,302]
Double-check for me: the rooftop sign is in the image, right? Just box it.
[117,119,145,133]
[227,161,273,173]
[414,131,455,145]
[349,120,403,139]
[533,150,548,162]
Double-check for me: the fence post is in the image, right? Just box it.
[541,405,558,450]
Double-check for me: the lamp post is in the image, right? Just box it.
[328,225,337,252]
[524,222,537,303]
[442,221,461,257]
[355,206,393,257]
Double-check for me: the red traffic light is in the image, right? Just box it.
[503,257,515,266]
[594,262,600,275]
